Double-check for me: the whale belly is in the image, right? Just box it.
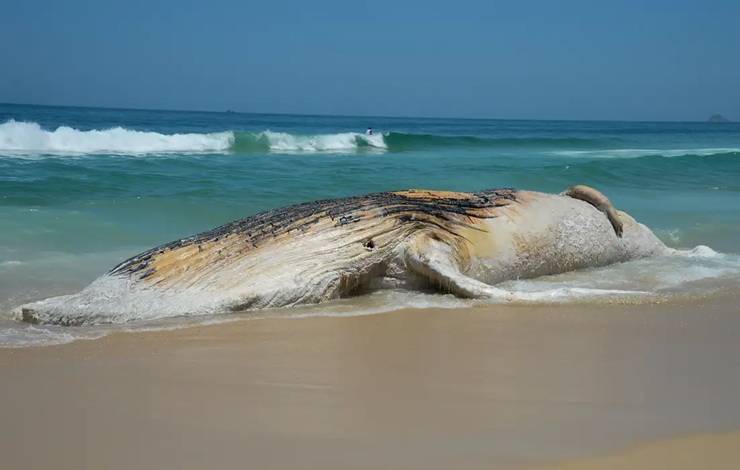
[465,192,667,284]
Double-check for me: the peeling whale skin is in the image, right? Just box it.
[19,186,667,325]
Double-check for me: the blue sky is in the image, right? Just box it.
[1,0,738,120]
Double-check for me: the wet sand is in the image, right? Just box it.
[2,292,740,469]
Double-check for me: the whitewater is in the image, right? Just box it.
[0,120,387,155]
[4,119,740,158]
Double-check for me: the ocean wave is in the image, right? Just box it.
[2,120,739,158]
[0,260,24,268]
[233,130,387,153]
[1,120,613,156]
[233,132,606,153]
[0,120,234,155]
[0,120,391,155]
[383,133,606,150]
[552,148,740,159]
[546,151,740,191]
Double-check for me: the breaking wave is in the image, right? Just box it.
[0,120,388,155]
[0,120,610,156]
[552,148,740,159]
[232,130,387,153]
[3,120,740,158]
[0,120,233,155]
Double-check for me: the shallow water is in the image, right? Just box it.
[2,103,739,345]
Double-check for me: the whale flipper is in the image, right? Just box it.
[405,235,508,299]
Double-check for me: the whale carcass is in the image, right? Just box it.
[19,185,667,325]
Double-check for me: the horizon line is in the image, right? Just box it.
[0,101,731,125]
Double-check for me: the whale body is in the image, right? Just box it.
[19,186,667,325]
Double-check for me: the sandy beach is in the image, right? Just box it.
[3,0,739,467]
[2,291,739,469]
[529,431,740,469]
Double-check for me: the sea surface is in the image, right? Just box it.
[2,103,740,346]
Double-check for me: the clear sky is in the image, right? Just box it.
[2,0,738,121]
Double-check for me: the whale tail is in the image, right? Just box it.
[563,185,624,237]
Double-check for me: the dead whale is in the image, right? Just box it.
[19,185,667,325]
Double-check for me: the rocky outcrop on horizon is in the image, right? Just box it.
[708,114,731,123]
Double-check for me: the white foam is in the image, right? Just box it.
[499,246,740,297]
[275,290,473,319]
[0,120,392,156]
[552,148,740,159]
[657,228,683,244]
[670,245,721,258]
[260,130,387,153]
[0,260,23,268]
[0,120,234,155]
[0,324,106,348]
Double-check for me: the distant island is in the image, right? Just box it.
[707,114,730,123]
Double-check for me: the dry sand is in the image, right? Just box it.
[2,292,740,469]
[528,431,740,469]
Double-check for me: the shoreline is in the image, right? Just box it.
[2,291,740,468]
[1,278,735,349]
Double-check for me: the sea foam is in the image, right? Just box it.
[257,131,387,152]
[553,148,740,159]
[4,120,738,158]
[0,120,392,156]
[0,120,234,155]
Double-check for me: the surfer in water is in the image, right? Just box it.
[366,127,374,135]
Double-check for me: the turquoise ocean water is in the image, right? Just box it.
[2,103,740,345]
